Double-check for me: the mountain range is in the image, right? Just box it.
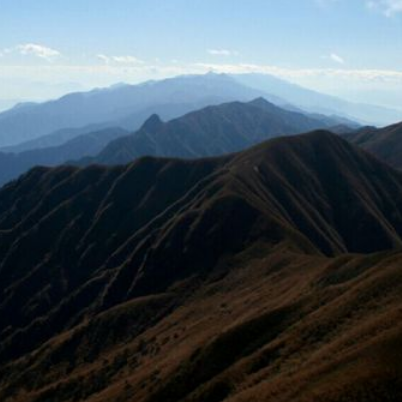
[0,98,349,187]
[233,73,402,125]
[1,131,401,402]
[0,72,399,149]
[0,127,129,187]
[81,97,347,166]
[0,74,269,148]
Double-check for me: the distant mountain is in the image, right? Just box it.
[0,123,113,153]
[1,100,247,154]
[232,73,402,125]
[0,73,278,147]
[0,72,367,149]
[0,127,128,186]
[83,98,344,166]
[1,132,402,402]
[0,99,24,112]
[0,98,354,187]
[346,122,402,169]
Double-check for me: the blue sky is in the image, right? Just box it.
[1,0,402,108]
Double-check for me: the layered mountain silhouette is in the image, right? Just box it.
[0,74,273,147]
[346,121,402,169]
[0,131,401,402]
[82,98,345,166]
[0,127,129,187]
[0,100,249,154]
[0,72,395,149]
[233,73,402,125]
[0,98,347,187]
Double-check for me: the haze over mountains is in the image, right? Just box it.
[0,72,399,150]
[1,132,402,402]
[0,127,129,186]
[3,0,402,398]
[0,70,402,402]
[0,74,268,148]
[0,97,350,187]
[233,73,402,126]
[81,97,348,166]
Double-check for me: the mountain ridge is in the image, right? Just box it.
[0,73,376,148]
[82,98,345,166]
[346,121,402,169]
[0,131,402,401]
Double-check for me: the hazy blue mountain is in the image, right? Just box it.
[0,73,277,148]
[1,100,252,154]
[232,73,402,126]
[2,98,355,155]
[0,127,128,186]
[0,72,363,150]
[0,123,112,153]
[0,97,350,187]
[81,97,343,166]
[0,99,24,112]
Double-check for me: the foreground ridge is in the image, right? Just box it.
[0,131,401,402]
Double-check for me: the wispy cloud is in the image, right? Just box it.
[207,49,239,57]
[1,61,402,101]
[96,54,111,64]
[2,61,401,84]
[330,53,345,64]
[367,0,402,16]
[16,43,61,61]
[97,54,144,64]
[193,62,402,83]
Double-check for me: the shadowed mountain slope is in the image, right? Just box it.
[347,122,402,169]
[0,132,402,402]
[84,98,340,165]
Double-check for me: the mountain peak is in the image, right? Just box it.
[248,97,275,109]
[141,113,163,131]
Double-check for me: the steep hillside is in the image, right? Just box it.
[346,122,402,169]
[0,132,401,402]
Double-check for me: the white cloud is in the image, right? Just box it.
[1,61,402,85]
[16,43,61,61]
[330,53,345,64]
[112,56,144,64]
[97,54,111,64]
[367,0,402,16]
[2,61,402,102]
[1,62,402,84]
[192,62,402,84]
[97,54,144,65]
[207,49,239,57]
